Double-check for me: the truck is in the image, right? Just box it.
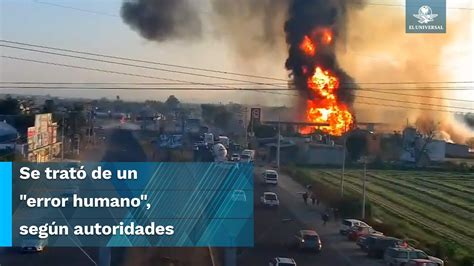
[218,136,230,148]
[212,143,228,162]
[204,133,214,146]
[241,149,255,162]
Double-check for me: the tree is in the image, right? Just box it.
[42,99,55,113]
[0,96,20,115]
[414,117,438,166]
[201,104,217,124]
[214,109,232,130]
[165,95,180,110]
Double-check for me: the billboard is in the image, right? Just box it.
[27,113,59,162]
[250,108,261,125]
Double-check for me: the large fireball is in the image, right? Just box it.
[298,31,353,136]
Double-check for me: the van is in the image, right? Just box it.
[241,149,255,162]
[262,169,278,185]
[339,219,369,235]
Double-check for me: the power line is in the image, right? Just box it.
[18,83,469,102]
[0,40,290,83]
[353,94,473,111]
[2,55,472,109]
[3,40,473,86]
[1,84,472,111]
[0,44,289,88]
[355,101,470,114]
[1,81,474,87]
[356,89,474,103]
[1,82,473,91]
[0,85,296,92]
[33,0,119,17]
[0,56,297,97]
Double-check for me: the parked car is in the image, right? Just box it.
[291,230,322,252]
[407,259,439,266]
[366,236,404,258]
[230,153,240,161]
[356,235,369,250]
[340,219,369,235]
[357,234,384,250]
[260,192,279,207]
[269,257,297,266]
[262,169,278,185]
[347,225,383,241]
[384,247,444,266]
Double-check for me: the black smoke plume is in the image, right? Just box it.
[121,0,202,41]
[284,0,362,105]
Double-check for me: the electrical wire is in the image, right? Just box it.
[2,40,473,86]
[0,55,296,97]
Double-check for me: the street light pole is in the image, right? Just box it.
[276,113,281,169]
[341,135,346,197]
[362,156,367,219]
[61,115,65,161]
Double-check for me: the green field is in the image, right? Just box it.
[297,168,474,254]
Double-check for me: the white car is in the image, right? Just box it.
[269,257,297,266]
[21,239,47,253]
[339,219,369,235]
[262,169,278,185]
[260,192,279,207]
[384,247,444,266]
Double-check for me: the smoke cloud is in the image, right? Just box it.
[120,0,473,142]
[209,0,288,59]
[284,0,365,106]
[121,0,202,41]
[338,7,473,143]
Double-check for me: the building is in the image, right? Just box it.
[297,143,344,166]
[445,143,470,158]
[27,113,61,162]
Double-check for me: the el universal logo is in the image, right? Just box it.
[406,0,446,33]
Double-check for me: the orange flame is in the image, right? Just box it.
[299,35,316,56]
[299,29,353,136]
[321,29,332,45]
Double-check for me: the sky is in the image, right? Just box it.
[0,0,473,108]
[0,0,290,105]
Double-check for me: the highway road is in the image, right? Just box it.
[237,165,385,266]
[1,129,210,266]
[2,127,385,266]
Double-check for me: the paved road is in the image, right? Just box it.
[1,129,210,266]
[237,166,384,266]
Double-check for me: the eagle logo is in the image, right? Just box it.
[413,5,438,24]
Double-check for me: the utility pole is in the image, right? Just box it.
[276,113,281,169]
[341,123,349,197]
[61,115,65,161]
[244,107,248,147]
[362,156,367,219]
[341,135,346,197]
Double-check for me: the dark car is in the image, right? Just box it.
[358,234,385,251]
[366,236,403,258]
[291,230,322,252]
